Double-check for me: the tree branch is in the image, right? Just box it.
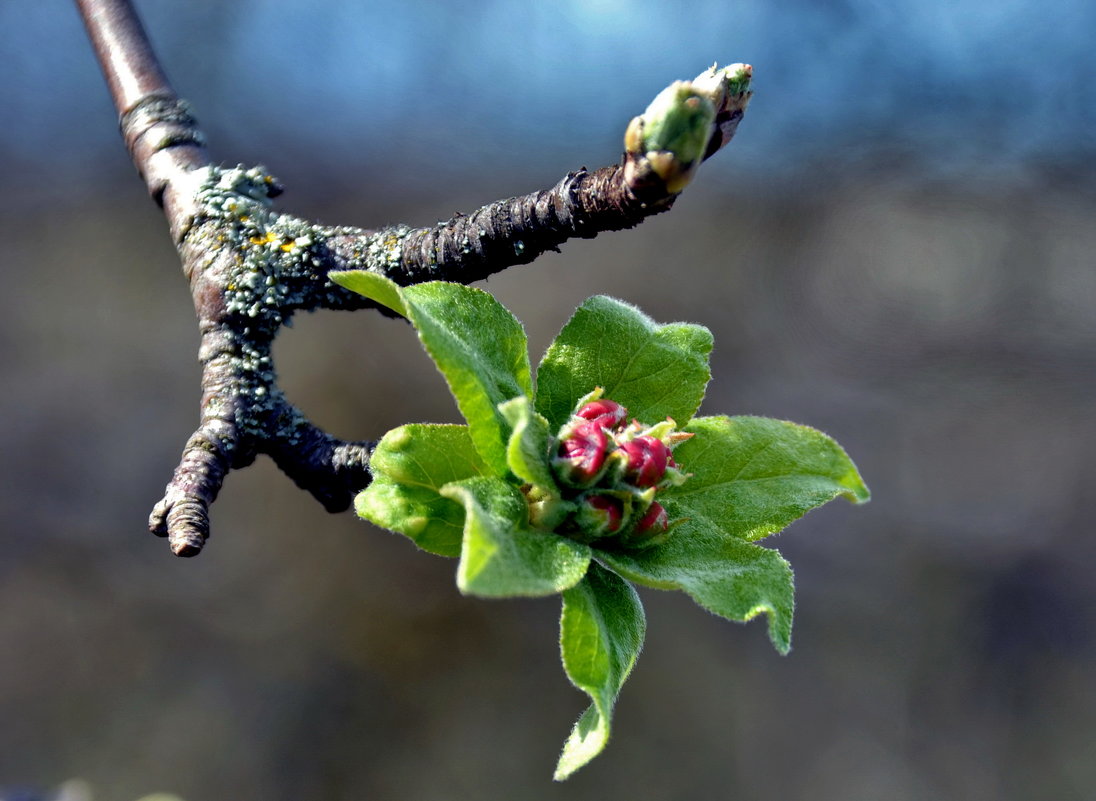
[76,0,209,214]
[76,0,752,556]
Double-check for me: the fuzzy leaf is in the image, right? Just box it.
[331,272,532,476]
[536,296,712,432]
[499,396,556,488]
[328,269,407,316]
[597,516,795,652]
[399,283,533,474]
[355,424,486,557]
[442,477,591,597]
[555,563,645,781]
[663,415,870,541]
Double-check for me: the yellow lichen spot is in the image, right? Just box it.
[279,239,297,252]
[249,231,279,246]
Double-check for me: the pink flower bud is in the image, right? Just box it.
[581,494,625,535]
[619,436,670,488]
[576,398,628,431]
[619,500,671,548]
[554,421,610,487]
[635,501,669,537]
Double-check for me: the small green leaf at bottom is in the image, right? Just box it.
[555,563,646,780]
[442,477,591,598]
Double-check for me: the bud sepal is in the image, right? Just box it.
[523,484,575,532]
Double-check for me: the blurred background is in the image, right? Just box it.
[1,1,1093,799]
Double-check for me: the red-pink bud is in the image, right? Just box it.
[576,398,628,431]
[554,421,610,487]
[583,494,624,534]
[618,500,671,548]
[619,436,670,488]
[634,501,669,537]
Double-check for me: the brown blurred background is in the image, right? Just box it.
[1,2,1093,799]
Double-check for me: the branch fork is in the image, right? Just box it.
[76,0,751,555]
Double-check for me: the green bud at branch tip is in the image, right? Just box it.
[623,62,753,194]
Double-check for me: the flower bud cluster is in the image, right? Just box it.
[544,389,690,548]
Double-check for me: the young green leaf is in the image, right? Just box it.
[498,396,557,489]
[555,563,645,780]
[596,516,795,652]
[328,269,407,317]
[662,415,870,541]
[536,296,712,433]
[355,424,487,557]
[442,477,591,597]
[330,273,532,476]
[401,282,533,476]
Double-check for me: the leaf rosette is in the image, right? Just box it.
[330,270,870,779]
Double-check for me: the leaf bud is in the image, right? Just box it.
[690,63,753,160]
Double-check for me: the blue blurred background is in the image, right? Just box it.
[1,2,1093,799]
